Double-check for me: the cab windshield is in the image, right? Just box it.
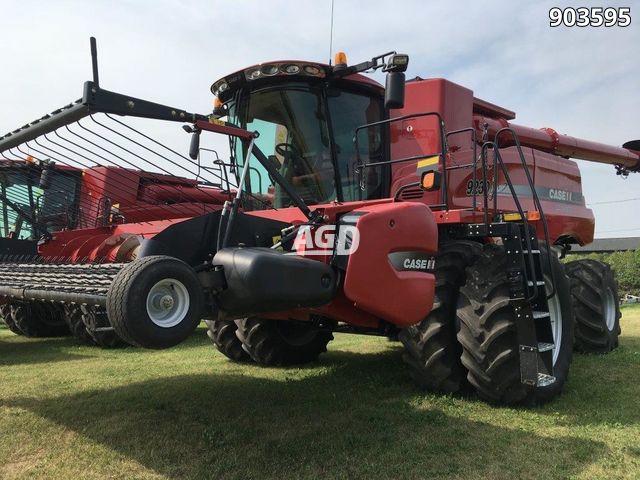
[229,83,385,208]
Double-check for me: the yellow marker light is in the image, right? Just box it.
[416,156,439,169]
[503,213,522,222]
[420,171,441,191]
[213,97,223,109]
[504,211,542,222]
[334,51,348,66]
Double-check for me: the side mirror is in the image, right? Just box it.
[385,72,405,110]
[189,129,201,160]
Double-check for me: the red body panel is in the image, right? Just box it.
[33,161,228,261]
[342,202,438,327]
[391,78,596,246]
[78,166,229,227]
[37,216,211,261]
[246,201,438,328]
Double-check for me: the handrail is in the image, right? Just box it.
[354,111,448,208]
[493,128,557,300]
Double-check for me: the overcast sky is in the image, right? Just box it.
[1,0,639,238]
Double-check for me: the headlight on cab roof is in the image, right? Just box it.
[243,62,326,81]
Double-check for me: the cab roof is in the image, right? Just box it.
[211,60,383,101]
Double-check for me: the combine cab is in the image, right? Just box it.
[0,42,635,404]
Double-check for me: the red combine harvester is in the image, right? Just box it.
[1,42,637,404]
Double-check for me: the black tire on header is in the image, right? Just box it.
[107,256,203,349]
[1,303,23,335]
[64,304,96,346]
[80,305,128,349]
[9,302,69,337]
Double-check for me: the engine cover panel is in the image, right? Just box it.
[341,202,438,327]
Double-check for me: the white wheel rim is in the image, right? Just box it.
[546,276,563,367]
[603,287,616,331]
[146,278,190,328]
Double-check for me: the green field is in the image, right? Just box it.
[1,307,639,479]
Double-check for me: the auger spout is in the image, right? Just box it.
[474,115,640,173]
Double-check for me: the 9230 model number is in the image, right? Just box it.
[549,7,631,27]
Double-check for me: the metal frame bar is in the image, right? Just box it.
[0,81,205,154]
[354,111,449,208]
[0,81,235,238]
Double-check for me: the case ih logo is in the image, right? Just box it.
[388,251,437,272]
[292,225,360,256]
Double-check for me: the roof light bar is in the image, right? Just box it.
[210,62,327,98]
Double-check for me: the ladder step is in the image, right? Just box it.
[537,373,556,387]
[527,280,546,287]
[533,310,550,319]
[93,326,115,332]
[538,342,554,352]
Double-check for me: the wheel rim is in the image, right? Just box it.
[546,276,563,367]
[603,287,616,332]
[146,278,190,328]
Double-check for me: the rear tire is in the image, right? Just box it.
[236,317,333,366]
[205,319,250,362]
[399,240,482,393]
[107,256,204,349]
[456,244,574,405]
[565,259,621,353]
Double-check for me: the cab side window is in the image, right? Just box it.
[327,91,385,201]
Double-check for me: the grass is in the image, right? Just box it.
[1,308,639,480]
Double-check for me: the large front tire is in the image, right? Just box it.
[399,240,482,393]
[565,259,621,353]
[205,319,251,362]
[456,244,574,405]
[107,256,204,349]
[236,318,333,366]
